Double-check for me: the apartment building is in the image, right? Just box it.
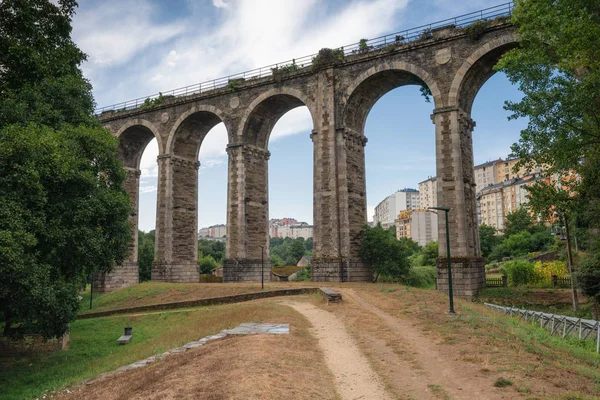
[418,177,437,209]
[373,188,420,229]
[396,209,438,246]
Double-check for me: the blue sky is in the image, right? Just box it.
[71,0,525,232]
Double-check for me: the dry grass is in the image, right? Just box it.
[3,296,336,400]
[57,297,338,400]
[340,284,600,399]
[83,281,318,313]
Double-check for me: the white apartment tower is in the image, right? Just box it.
[373,188,420,229]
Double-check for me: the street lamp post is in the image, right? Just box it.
[428,206,455,314]
[259,245,264,290]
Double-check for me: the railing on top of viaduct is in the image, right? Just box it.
[95,2,514,115]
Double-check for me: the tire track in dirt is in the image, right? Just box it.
[344,289,505,400]
[284,301,393,400]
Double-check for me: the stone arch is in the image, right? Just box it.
[449,33,519,114]
[238,87,317,148]
[167,104,228,160]
[115,119,162,169]
[343,61,442,133]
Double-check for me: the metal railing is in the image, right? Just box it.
[95,2,514,115]
[485,303,600,353]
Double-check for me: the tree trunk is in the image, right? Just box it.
[564,215,579,311]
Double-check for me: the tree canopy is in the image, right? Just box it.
[0,0,131,338]
[359,224,411,282]
[0,0,95,129]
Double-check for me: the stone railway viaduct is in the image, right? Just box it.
[93,16,517,299]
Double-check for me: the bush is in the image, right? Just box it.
[312,48,344,69]
[402,266,436,288]
[500,260,539,286]
[464,19,490,42]
[198,254,218,274]
[533,260,568,281]
[295,268,311,282]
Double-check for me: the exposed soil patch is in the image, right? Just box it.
[284,300,392,400]
[54,300,338,400]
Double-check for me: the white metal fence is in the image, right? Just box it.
[484,303,600,353]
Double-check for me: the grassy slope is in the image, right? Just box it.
[81,281,316,313]
[353,284,600,398]
[477,287,593,319]
[0,300,319,400]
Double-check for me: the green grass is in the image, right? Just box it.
[477,287,594,320]
[0,302,297,400]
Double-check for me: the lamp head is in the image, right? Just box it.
[428,206,450,212]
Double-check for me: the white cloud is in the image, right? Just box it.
[73,0,184,69]
[139,185,157,194]
[82,0,411,107]
[212,0,229,8]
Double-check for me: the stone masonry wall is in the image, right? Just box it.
[436,257,486,300]
[98,23,516,291]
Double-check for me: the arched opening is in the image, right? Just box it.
[154,109,225,283]
[137,137,158,282]
[343,67,437,267]
[197,123,228,276]
[268,106,314,268]
[226,90,315,282]
[93,123,159,292]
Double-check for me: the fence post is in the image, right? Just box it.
[501,276,507,287]
[552,275,558,288]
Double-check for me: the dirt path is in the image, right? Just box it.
[284,301,392,400]
[343,289,506,400]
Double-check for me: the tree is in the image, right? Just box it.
[527,179,581,310]
[359,225,411,282]
[288,239,306,264]
[479,224,500,259]
[576,254,600,320]
[504,207,535,237]
[496,0,600,233]
[138,230,155,282]
[0,0,131,339]
[0,0,95,129]
[0,124,131,338]
[421,241,439,267]
[198,254,218,274]
[270,254,284,267]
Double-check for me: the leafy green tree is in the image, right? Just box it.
[138,230,155,282]
[479,224,500,259]
[0,0,131,339]
[496,0,600,235]
[0,124,131,338]
[421,241,439,267]
[576,254,600,319]
[270,254,284,267]
[197,239,225,262]
[360,225,411,282]
[0,0,95,129]
[289,239,306,264]
[504,207,536,237]
[304,237,313,252]
[398,237,420,256]
[198,254,218,274]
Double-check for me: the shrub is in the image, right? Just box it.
[500,260,540,286]
[402,266,436,288]
[358,38,370,52]
[295,267,311,281]
[464,19,490,42]
[198,254,219,274]
[533,260,568,281]
[312,48,345,69]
